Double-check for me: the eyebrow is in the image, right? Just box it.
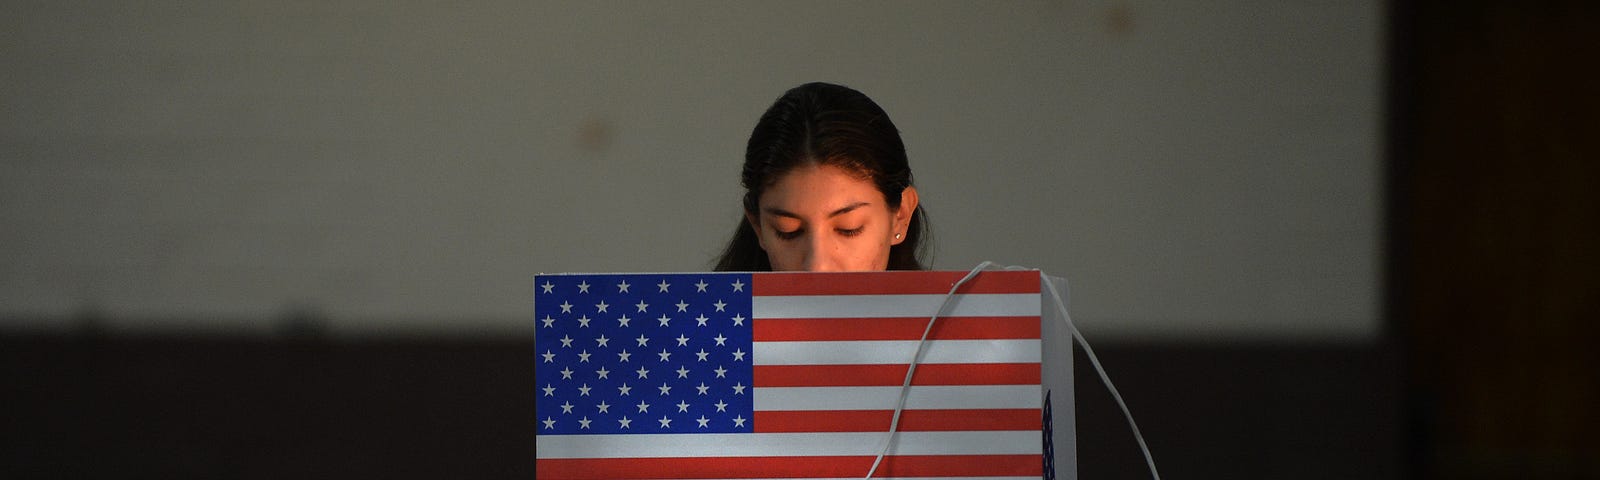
[762,202,872,220]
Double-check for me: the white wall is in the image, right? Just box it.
[1,1,1383,340]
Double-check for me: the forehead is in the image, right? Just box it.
[760,164,883,209]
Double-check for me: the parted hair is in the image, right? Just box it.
[713,82,929,271]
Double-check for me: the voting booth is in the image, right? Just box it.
[534,270,1077,480]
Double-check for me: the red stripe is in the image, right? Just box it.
[753,408,1042,432]
[754,316,1040,341]
[752,270,1039,296]
[754,363,1041,387]
[536,454,1042,479]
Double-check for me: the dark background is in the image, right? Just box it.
[3,1,1596,478]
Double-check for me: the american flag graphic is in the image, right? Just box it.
[535,270,1043,479]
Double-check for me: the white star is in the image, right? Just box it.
[577,315,591,328]
[696,415,711,428]
[636,401,650,413]
[540,315,555,328]
[731,279,745,292]
[560,401,575,414]
[577,281,590,293]
[714,366,727,378]
[541,350,556,363]
[694,349,709,361]
[594,301,609,313]
[635,367,649,379]
[658,416,673,428]
[595,367,610,379]
[714,400,728,412]
[595,335,609,347]
[616,280,630,293]
[635,335,649,347]
[731,383,747,395]
[695,279,709,292]
[559,301,573,313]
[542,384,556,396]
[657,349,671,362]
[617,384,632,396]
[618,416,632,429]
[577,350,591,363]
[695,382,710,395]
[657,279,671,292]
[578,416,592,429]
[732,415,747,427]
[596,401,611,414]
[676,300,689,312]
[713,334,727,346]
[731,314,745,326]
[578,384,592,396]
[617,350,632,362]
[658,315,671,327]
[676,366,690,378]
[617,315,631,327]
[540,281,555,294]
[635,300,649,312]
[559,367,573,379]
[713,300,727,312]
[675,335,690,347]
[542,417,556,429]
[658,383,672,395]
[695,314,709,326]
[676,400,691,413]
[731,349,747,361]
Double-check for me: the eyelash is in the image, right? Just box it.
[775,227,865,240]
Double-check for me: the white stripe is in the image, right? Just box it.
[753,339,1040,365]
[753,294,1040,319]
[536,430,1042,458]
[754,385,1041,410]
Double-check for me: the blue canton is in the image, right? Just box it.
[536,273,755,435]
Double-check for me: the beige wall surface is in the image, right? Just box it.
[1,1,1382,340]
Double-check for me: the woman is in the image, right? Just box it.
[713,82,931,272]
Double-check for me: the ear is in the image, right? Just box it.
[892,186,919,245]
[745,211,767,251]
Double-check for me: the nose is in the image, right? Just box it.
[799,234,842,272]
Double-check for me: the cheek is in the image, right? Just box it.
[760,232,889,271]
[759,235,804,268]
[844,230,894,269]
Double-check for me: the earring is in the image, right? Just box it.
[895,233,903,239]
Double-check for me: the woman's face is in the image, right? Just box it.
[747,163,918,272]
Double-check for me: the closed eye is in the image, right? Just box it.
[837,227,864,237]
[775,229,803,240]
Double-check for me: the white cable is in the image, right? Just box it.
[861,263,1160,480]
[863,261,994,479]
[1042,274,1162,480]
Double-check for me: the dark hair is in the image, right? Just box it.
[713,82,930,271]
